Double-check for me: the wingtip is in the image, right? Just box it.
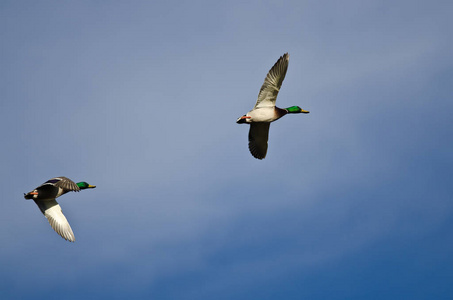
[252,153,266,160]
[249,146,267,160]
[62,232,76,242]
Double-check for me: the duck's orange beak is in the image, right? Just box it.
[29,192,38,195]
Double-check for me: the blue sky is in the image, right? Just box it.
[1,0,453,299]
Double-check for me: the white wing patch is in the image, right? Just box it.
[34,199,75,242]
[254,53,289,109]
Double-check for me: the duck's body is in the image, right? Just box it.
[24,177,96,242]
[237,53,309,159]
[245,106,289,123]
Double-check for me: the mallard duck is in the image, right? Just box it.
[24,177,96,242]
[237,53,309,159]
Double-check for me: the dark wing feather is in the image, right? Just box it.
[44,177,80,192]
[248,123,271,159]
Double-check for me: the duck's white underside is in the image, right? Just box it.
[247,107,277,123]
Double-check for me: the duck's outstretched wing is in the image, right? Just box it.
[40,177,80,192]
[254,53,289,109]
[34,199,75,242]
[248,123,270,159]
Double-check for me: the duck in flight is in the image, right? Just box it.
[24,176,96,242]
[237,53,309,159]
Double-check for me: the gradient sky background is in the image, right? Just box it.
[1,0,453,299]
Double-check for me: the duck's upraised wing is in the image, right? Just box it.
[254,53,289,109]
[40,177,80,192]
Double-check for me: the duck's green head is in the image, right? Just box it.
[285,106,309,114]
[77,182,96,189]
